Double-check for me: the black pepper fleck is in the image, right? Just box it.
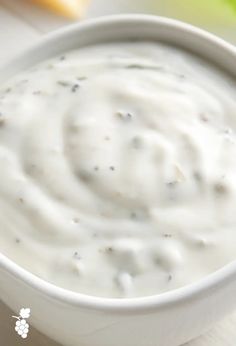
[15,238,21,244]
[71,84,80,93]
[94,166,99,171]
[59,55,66,61]
[73,251,81,260]
[116,111,133,121]
[109,166,115,171]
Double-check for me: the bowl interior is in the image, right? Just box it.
[1,14,236,310]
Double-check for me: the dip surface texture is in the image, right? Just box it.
[0,42,236,298]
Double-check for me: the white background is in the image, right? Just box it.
[0,0,236,345]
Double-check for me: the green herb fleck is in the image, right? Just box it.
[33,90,41,95]
[57,81,70,87]
[193,171,203,182]
[47,64,54,70]
[105,247,114,253]
[214,182,228,195]
[77,169,92,182]
[166,181,178,188]
[72,217,80,224]
[125,64,162,71]
[5,88,12,93]
[130,212,137,219]
[0,116,5,127]
[132,136,143,149]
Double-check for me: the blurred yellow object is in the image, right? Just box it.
[31,0,90,18]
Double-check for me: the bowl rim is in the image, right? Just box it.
[1,13,236,312]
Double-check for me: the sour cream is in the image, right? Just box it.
[0,42,236,298]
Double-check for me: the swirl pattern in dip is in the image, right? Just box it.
[0,42,236,298]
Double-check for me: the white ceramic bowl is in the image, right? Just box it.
[1,15,236,346]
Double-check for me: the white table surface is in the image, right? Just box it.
[0,1,236,345]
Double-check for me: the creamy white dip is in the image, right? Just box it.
[0,42,236,298]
